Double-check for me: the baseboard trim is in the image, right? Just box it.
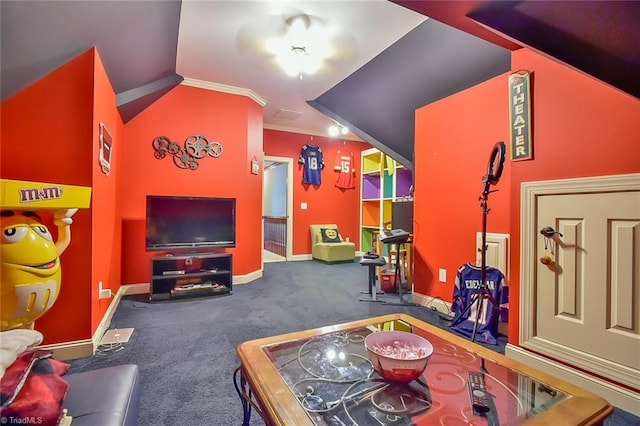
[233,269,263,284]
[412,293,453,316]
[91,286,126,349]
[290,254,313,261]
[123,282,149,295]
[39,285,128,360]
[37,338,94,361]
[505,343,640,416]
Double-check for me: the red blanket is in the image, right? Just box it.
[0,350,70,426]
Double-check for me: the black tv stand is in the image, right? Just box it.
[150,252,232,301]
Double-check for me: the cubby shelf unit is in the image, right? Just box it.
[359,148,413,254]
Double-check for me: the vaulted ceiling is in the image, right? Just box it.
[2,1,637,169]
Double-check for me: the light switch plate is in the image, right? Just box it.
[439,268,447,283]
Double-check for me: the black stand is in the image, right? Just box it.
[449,142,505,342]
[449,191,499,341]
[382,241,421,307]
[359,257,386,302]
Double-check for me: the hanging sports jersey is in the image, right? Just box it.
[333,150,355,189]
[450,263,505,345]
[298,144,325,185]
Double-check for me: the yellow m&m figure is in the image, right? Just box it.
[1,209,76,331]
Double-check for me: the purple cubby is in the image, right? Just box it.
[362,173,381,199]
[395,168,412,197]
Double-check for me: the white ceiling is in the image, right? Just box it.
[176,0,426,138]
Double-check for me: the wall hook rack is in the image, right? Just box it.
[540,226,563,238]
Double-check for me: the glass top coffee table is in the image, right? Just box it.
[235,314,612,425]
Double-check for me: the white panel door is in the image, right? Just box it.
[535,190,640,370]
[476,232,509,279]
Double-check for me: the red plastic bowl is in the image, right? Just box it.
[364,330,433,383]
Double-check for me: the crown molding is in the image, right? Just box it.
[181,79,366,142]
[181,78,267,106]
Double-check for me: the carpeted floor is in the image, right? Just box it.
[68,260,637,425]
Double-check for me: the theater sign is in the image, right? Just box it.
[508,70,533,161]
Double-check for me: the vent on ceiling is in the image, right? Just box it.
[273,109,303,120]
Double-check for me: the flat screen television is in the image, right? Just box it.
[146,195,236,251]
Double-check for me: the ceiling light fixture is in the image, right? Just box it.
[269,14,332,79]
[328,123,349,137]
[279,45,320,79]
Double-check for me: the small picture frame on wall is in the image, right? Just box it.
[251,156,260,175]
[99,122,113,175]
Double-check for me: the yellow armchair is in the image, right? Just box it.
[310,224,356,263]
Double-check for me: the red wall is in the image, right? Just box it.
[414,47,640,346]
[264,130,370,255]
[120,85,263,284]
[91,49,124,331]
[413,74,511,303]
[5,43,637,351]
[1,49,97,344]
[506,48,639,343]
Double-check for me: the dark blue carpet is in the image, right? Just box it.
[68,260,638,425]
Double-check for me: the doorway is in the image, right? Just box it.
[512,173,640,413]
[263,156,293,263]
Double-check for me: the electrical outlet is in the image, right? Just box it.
[98,281,112,299]
[439,269,447,283]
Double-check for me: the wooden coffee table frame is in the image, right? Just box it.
[236,313,612,426]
